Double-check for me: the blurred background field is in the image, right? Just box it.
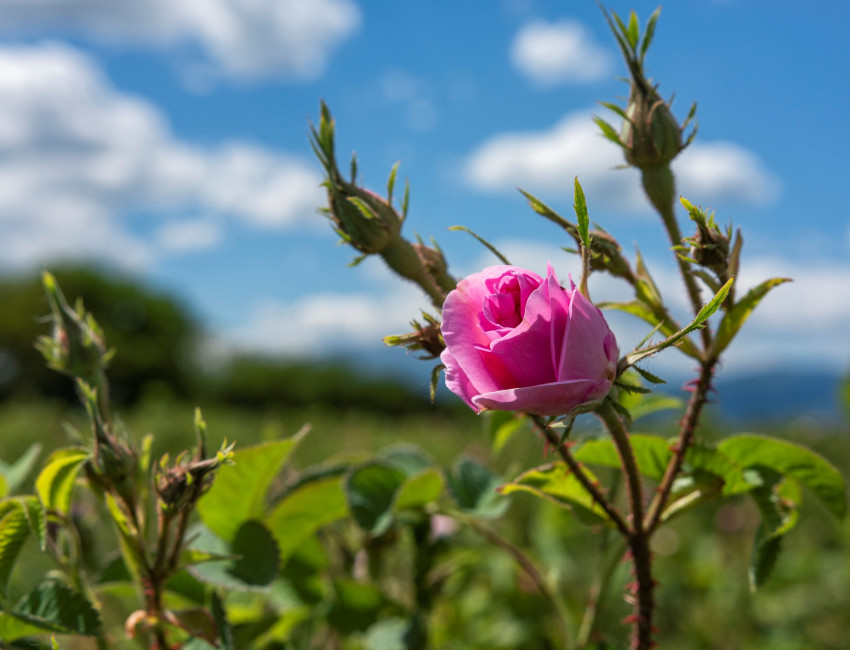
[1,267,848,649]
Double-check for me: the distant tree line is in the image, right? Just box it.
[0,267,446,415]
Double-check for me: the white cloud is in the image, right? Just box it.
[380,69,438,132]
[0,43,323,270]
[511,19,612,85]
[156,218,224,253]
[464,110,781,211]
[0,0,361,82]
[229,285,425,356]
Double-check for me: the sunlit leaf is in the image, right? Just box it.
[718,434,846,519]
[575,435,671,482]
[35,448,89,516]
[198,432,307,542]
[713,278,791,354]
[265,475,348,563]
[500,462,611,525]
[0,503,30,598]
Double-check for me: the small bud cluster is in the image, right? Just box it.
[155,410,234,514]
[678,198,742,302]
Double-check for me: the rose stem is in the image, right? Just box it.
[643,357,717,533]
[596,400,654,650]
[531,415,631,537]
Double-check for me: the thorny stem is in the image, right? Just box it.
[641,164,712,351]
[596,401,654,650]
[469,519,572,650]
[644,357,718,533]
[531,415,630,537]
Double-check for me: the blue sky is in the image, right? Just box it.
[0,0,848,381]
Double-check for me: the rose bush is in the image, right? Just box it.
[440,263,618,416]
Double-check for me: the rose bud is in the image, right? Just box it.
[440,264,618,417]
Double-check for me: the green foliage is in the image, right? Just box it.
[501,462,612,525]
[446,458,507,519]
[0,266,198,405]
[34,448,89,516]
[713,278,792,355]
[0,444,43,496]
[346,462,408,536]
[197,433,306,541]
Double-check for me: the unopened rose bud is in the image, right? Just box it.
[621,86,683,168]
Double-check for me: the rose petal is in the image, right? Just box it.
[471,377,612,417]
[442,266,542,395]
[488,268,570,387]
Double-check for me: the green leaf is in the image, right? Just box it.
[18,496,47,551]
[393,468,445,511]
[625,10,640,49]
[0,443,43,495]
[575,435,671,482]
[684,443,753,497]
[0,475,5,500]
[718,434,846,519]
[746,470,802,590]
[639,7,661,63]
[229,520,280,586]
[264,475,348,563]
[573,177,590,250]
[197,432,307,542]
[327,578,386,635]
[34,448,89,516]
[624,277,734,368]
[446,458,507,519]
[500,462,611,525]
[713,278,791,354]
[13,579,101,635]
[211,591,235,650]
[627,394,683,422]
[387,161,399,205]
[345,462,407,535]
[0,503,30,599]
[364,614,427,650]
[485,411,528,457]
[379,446,433,476]
[448,225,510,265]
[593,116,625,148]
[188,522,278,591]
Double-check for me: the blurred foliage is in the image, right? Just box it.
[0,266,198,406]
[0,267,457,418]
[1,399,848,649]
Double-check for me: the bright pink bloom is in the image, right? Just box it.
[440,264,618,416]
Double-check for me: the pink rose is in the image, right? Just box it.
[440,264,618,417]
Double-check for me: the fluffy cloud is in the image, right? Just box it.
[0,0,361,82]
[464,111,781,211]
[229,285,425,356]
[511,19,612,85]
[0,43,323,270]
